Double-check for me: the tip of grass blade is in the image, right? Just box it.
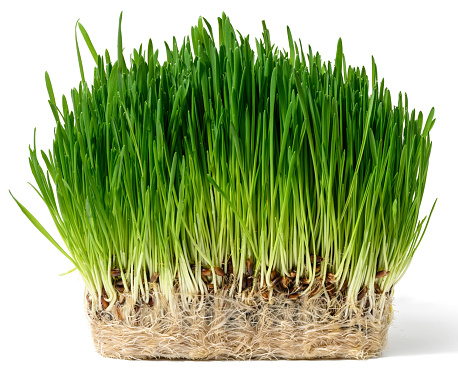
[59,267,77,276]
[9,190,75,264]
[77,21,98,64]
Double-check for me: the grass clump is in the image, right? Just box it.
[12,13,435,310]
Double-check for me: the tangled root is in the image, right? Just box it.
[87,287,393,360]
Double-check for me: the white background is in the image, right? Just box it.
[1,0,457,374]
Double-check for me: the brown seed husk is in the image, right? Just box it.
[88,288,393,360]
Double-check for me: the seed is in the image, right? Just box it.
[282,276,291,288]
[301,277,309,285]
[325,282,336,296]
[201,268,212,276]
[214,267,225,277]
[358,286,368,300]
[116,286,124,292]
[290,269,297,278]
[325,273,336,283]
[116,280,124,287]
[111,268,122,277]
[309,284,322,297]
[340,279,348,292]
[151,273,159,283]
[116,306,123,320]
[272,276,282,286]
[246,259,253,276]
[288,293,300,300]
[271,269,277,280]
[374,282,382,294]
[309,254,323,262]
[365,299,371,310]
[207,284,214,290]
[242,275,247,290]
[375,270,390,279]
[247,276,253,288]
[262,291,269,301]
[148,297,154,307]
[227,258,234,275]
[101,296,109,310]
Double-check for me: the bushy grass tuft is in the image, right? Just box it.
[12,13,435,306]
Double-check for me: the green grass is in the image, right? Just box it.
[12,12,435,307]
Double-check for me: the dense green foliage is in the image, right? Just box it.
[13,13,435,305]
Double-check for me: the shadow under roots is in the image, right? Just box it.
[384,297,458,357]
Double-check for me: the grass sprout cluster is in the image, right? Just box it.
[13,13,435,308]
